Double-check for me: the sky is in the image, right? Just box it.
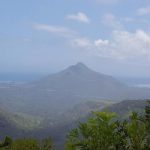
[0,0,150,77]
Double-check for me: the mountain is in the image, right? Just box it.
[0,98,148,149]
[53,99,147,130]
[31,62,127,100]
[30,62,150,102]
[106,99,147,116]
[0,62,150,122]
[0,104,25,139]
[38,99,148,149]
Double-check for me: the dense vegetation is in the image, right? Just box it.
[65,101,150,150]
[0,101,150,150]
[0,137,53,150]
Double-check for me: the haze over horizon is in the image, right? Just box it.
[1,0,150,77]
[1,2,150,149]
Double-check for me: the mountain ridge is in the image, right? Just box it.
[0,63,150,120]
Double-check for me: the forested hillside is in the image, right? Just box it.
[0,100,150,150]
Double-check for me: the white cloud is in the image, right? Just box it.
[108,30,150,60]
[94,39,109,47]
[71,38,92,49]
[34,23,150,63]
[33,23,77,38]
[71,30,150,62]
[137,6,150,16]
[102,13,123,30]
[66,12,90,23]
[135,30,150,43]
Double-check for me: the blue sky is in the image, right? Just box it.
[0,0,150,77]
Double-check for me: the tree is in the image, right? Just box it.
[40,137,54,150]
[10,138,40,150]
[127,112,146,150]
[0,136,12,149]
[0,137,54,150]
[143,101,150,149]
[65,112,118,150]
[114,120,129,150]
[65,101,150,150]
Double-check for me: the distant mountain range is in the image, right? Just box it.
[30,62,150,101]
[0,62,150,119]
[31,62,127,100]
[0,61,150,147]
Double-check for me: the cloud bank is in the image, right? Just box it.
[34,22,150,64]
[71,30,150,63]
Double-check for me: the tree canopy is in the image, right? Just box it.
[65,101,150,150]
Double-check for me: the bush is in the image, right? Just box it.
[65,101,150,150]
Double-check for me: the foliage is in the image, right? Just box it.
[0,137,53,150]
[0,136,12,148]
[40,137,54,150]
[11,139,39,150]
[65,101,150,150]
[1,101,150,150]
